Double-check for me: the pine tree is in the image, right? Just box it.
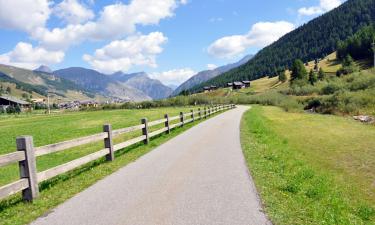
[291,59,308,81]
[318,68,326,80]
[309,69,318,85]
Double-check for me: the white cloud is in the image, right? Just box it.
[83,32,167,74]
[33,0,183,50]
[208,21,295,59]
[207,64,218,70]
[0,42,64,69]
[54,0,95,24]
[150,68,196,86]
[298,0,342,16]
[0,0,51,32]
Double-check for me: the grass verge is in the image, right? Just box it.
[241,106,374,225]
[0,108,221,225]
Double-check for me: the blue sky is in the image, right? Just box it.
[0,0,343,85]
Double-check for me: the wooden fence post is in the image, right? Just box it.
[16,136,39,201]
[103,124,114,161]
[198,108,202,120]
[180,112,184,127]
[191,109,195,122]
[164,114,170,134]
[141,118,149,144]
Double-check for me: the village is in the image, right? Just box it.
[203,80,251,92]
[0,95,130,114]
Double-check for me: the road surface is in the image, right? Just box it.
[32,105,271,225]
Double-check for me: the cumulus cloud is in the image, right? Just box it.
[33,0,182,50]
[0,42,64,69]
[298,0,342,16]
[0,0,51,32]
[207,64,218,70]
[150,68,196,86]
[207,21,295,59]
[54,0,95,24]
[83,32,167,74]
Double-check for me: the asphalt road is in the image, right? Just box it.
[31,105,271,225]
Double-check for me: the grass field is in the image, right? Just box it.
[241,106,375,224]
[0,106,219,225]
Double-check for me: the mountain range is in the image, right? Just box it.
[172,54,253,96]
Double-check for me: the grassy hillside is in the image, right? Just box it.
[241,106,375,224]
[194,50,375,117]
[190,0,375,92]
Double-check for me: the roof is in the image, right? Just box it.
[0,95,30,105]
[242,81,251,84]
[203,86,210,90]
[233,82,244,86]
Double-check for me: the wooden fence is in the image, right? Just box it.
[0,104,235,202]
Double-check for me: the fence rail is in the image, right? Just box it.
[0,104,236,202]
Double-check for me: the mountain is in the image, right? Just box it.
[168,84,178,90]
[172,54,253,96]
[54,67,151,102]
[111,72,173,100]
[0,64,96,100]
[34,65,52,74]
[190,0,375,92]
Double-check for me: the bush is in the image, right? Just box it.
[6,105,16,114]
[320,83,343,95]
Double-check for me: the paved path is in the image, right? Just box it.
[32,106,271,225]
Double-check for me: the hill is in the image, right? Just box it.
[190,0,375,92]
[172,54,253,96]
[0,64,97,101]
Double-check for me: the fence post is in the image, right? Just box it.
[191,109,195,122]
[103,124,114,161]
[164,114,170,134]
[198,108,202,120]
[204,107,207,118]
[180,112,184,127]
[141,118,149,144]
[16,136,39,201]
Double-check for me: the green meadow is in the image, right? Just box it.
[0,106,218,225]
[241,106,375,224]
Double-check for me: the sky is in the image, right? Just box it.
[0,0,344,86]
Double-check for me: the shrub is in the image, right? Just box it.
[320,83,343,95]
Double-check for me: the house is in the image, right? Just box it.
[242,81,251,88]
[203,86,211,93]
[0,95,31,110]
[79,100,99,108]
[227,83,233,88]
[233,82,245,90]
[210,85,218,91]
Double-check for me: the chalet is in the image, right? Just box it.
[0,95,31,110]
[233,82,245,90]
[79,100,99,108]
[227,83,233,88]
[203,86,211,93]
[210,85,218,91]
[242,81,251,88]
